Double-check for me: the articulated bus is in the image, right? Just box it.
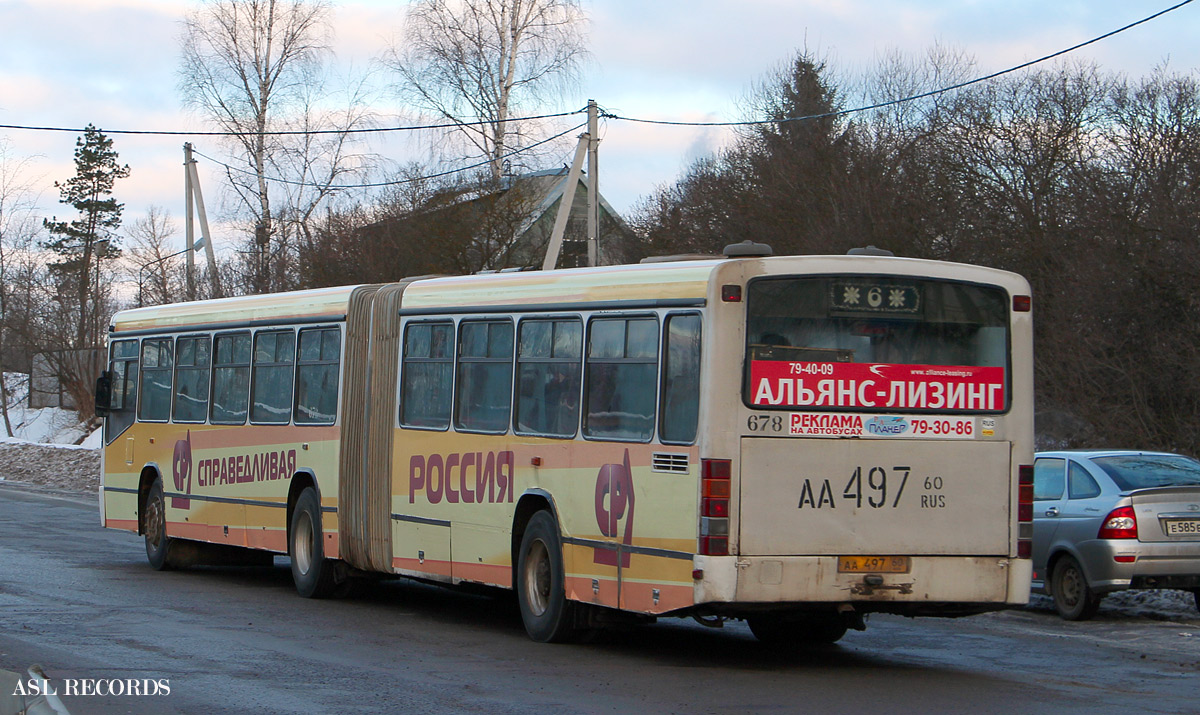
[97,244,1034,644]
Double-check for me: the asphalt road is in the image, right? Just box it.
[1,484,1198,715]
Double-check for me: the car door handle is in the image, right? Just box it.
[1044,507,1059,517]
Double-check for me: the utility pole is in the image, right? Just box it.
[184,145,196,300]
[543,100,601,271]
[586,99,599,267]
[183,143,224,299]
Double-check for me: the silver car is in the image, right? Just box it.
[1032,450,1200,620]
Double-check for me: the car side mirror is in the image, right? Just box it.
[94,371,112,418]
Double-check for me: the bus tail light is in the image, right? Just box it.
[1017,464,1033,558]
[700,459,731,556]
[1098,506,1138,540]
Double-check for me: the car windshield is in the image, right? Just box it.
[1091,455,1200,491]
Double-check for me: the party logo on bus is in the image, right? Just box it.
[171,431,193,509]
[594,449,635,568]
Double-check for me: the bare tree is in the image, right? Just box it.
[125,206,182,307]
[385,0,588,183]
[0,140,44,435]
[179,0,334,294]
[273,72,378,262]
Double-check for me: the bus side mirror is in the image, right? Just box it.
[94,371,112,418]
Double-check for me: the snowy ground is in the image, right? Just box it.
[0,372,1195,622]
[1,372,100,447]
[0,372,102,492]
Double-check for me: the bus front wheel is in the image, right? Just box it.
[289,487,336,598]
[143,478,173,571]
[517,510,578,643]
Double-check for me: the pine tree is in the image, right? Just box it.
[43,124,130,349]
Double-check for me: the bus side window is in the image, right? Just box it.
[400,322,454,429]
[294,327,340,425]
[138,338,174,422]
[104,339,140,443]
[173,335,211,423]
[584,316,658,442]
[212,332,251,424]
[515,318,581,438]
[251,329,296,424]
[455,320,514,433]
[660,313,701,444]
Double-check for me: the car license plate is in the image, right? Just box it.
[1164,519,1200,536]
[838,556,910,573]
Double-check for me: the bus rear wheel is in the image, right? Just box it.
[748,612,848,645]
[517,510,579,643]
[289,487,336,598]
[143,478,173,571]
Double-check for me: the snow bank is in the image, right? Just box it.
[1,372,96,446]
[1028,590,1197,622]
[0,440,101,492]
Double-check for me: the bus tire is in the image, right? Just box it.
[289,487,336,599]
[748,613,848,645]
[1050,555,1101,621]
[143,478,174,571]
[516,510,578,643]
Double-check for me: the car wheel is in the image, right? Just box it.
[1050,555,1101,621]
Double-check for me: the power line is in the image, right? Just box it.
[0,109,587,138]
[192,121,589,190]
[604,0,1196,128]
[0,2,1189,140]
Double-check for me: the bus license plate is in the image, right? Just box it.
[838,556,910,573]
[1164,519,1200,536]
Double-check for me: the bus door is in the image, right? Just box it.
[395,320,456,580]
[579,315,659,609]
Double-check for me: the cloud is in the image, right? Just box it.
[4,0,1199,255]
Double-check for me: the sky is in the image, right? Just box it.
[2,0,1199,263]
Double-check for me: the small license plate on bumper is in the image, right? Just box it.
[838,556,911,573]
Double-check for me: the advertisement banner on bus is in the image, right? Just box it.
[787,412,977,439]
[750,361,1005,411]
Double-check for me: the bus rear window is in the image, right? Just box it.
[744,276,1009,413]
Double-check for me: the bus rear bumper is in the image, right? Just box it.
[693,555,1032,613]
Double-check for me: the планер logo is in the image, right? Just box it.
[864,416,909,436]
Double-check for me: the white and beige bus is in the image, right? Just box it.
[97,243,1034,644]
